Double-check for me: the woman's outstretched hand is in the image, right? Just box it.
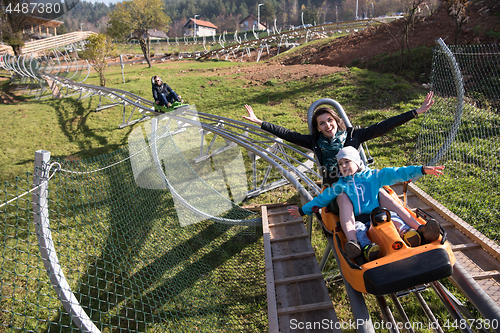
[288,206,301,218]
[416,91,435,115]
[243,104,263,126]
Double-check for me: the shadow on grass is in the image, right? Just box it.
[0,79,30,104]
[48,96,136,159]
[51,97,108,147]
[44,145,265,332]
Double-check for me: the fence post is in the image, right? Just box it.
[33,150,100,333]
[119,54,125,84]
[428,38,465,165]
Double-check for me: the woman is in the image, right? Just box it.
[243,92,438,257]
[152,75,182,108]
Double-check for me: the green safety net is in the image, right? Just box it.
[0,110,267,332]
[128,113,256,227]
[412,43,500,243]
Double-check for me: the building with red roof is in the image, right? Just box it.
[183,18,218,37]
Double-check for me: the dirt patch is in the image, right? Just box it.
[236,63,347,85]
[280,0,499,67]
[65,155,81,162]
[166,61,348,86]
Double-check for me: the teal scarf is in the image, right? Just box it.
[317,131,347,173]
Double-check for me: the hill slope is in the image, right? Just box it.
[279,0,499,68]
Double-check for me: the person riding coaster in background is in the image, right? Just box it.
[152,75,182,108]
[242,92,439,259]
[288,146,444,262]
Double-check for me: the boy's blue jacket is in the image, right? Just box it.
[300,166,425,216]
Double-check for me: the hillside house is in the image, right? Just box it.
[183,18,218,37]
[147,29,168,41]
[239,15,266,32]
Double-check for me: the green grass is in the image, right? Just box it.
[355,45,435,83]
[0,53,476,332]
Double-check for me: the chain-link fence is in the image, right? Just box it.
[413,41,500,242]
[1,117,267,332]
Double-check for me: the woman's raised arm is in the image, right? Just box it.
[242,104,264,126]
[415,91,434,115]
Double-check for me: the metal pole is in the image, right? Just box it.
[318,242,331,270]
[431,281,474,333]
[194,15,199,38]
[390,294,416,333]
[327,235,375,333]
[450,262,500,331]
[258,3,263,32]
[376,296,400,333]
[119,55,125,84]
[429,38,465,165]
[33,150,100,333]
[413,290,444,333]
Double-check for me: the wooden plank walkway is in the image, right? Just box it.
[262,205,342,333]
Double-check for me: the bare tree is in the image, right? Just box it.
[447,0,471,44]
[290,0,299,26]
[0,0,30,55]
[400,0,425,70]
[318,0,331,24]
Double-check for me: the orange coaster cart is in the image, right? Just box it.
[321,185,456,296]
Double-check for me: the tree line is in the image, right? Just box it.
[57,0,410,36]
[60,1,116,33]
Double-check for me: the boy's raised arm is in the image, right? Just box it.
[415,91,435,115]
[423,165,445,176]
[288,206,301,218]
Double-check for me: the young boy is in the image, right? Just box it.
[289,146,444,262]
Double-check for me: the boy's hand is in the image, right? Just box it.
[423,165,445,176]
[288,206,301,218]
